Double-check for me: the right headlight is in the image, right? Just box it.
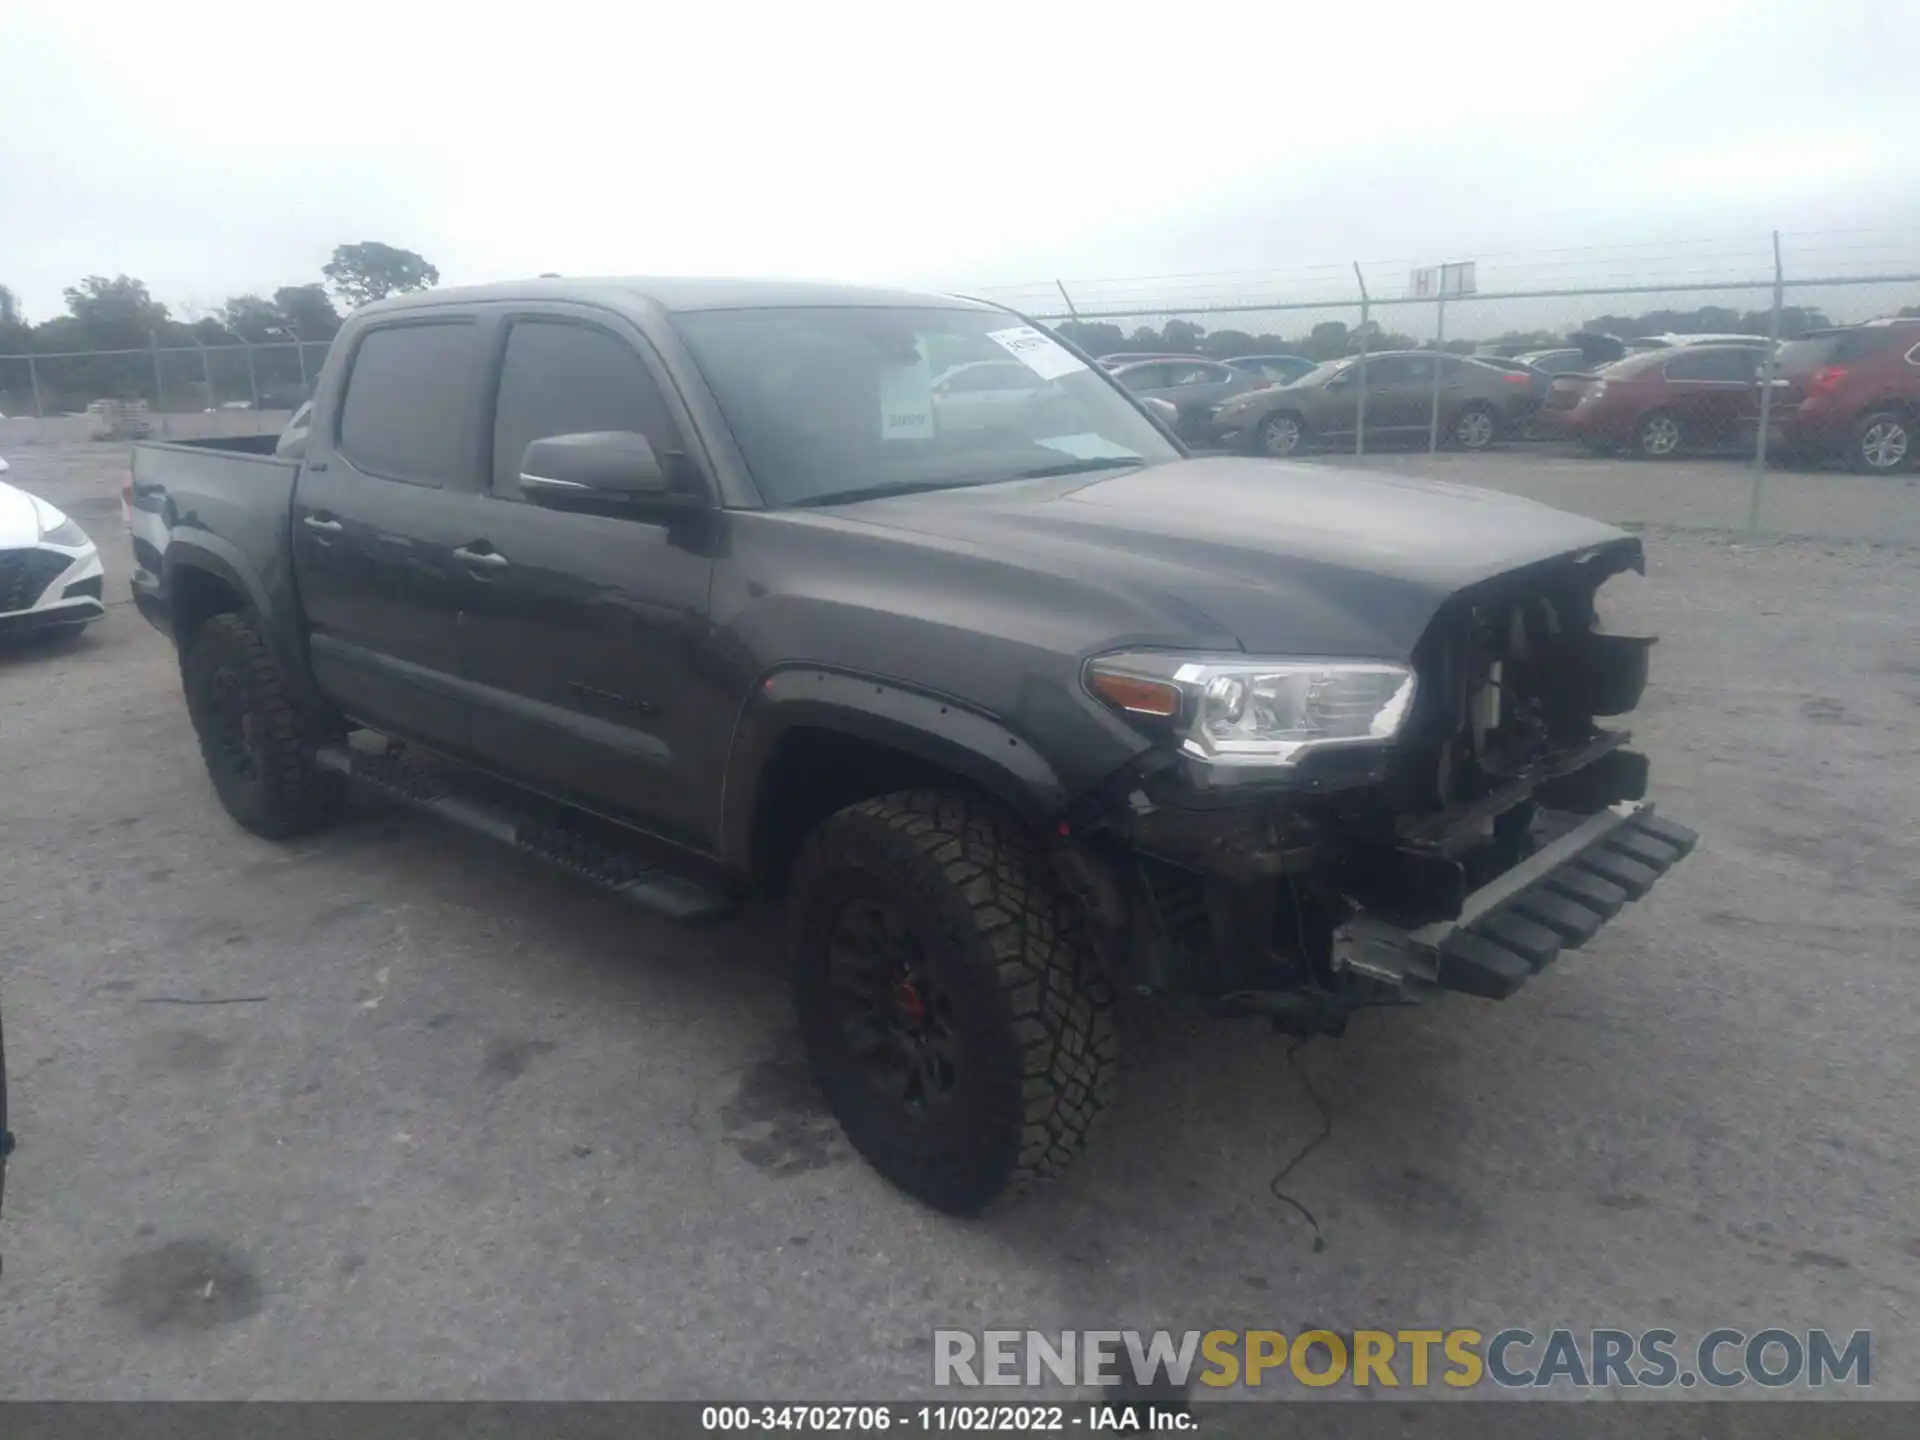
[40,516,90,548]
[1084,651,1416,769]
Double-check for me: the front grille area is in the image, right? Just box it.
[1400,582,1609,813]
[0,548,72,614]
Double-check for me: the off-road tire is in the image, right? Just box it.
[790,789,1117,1214]
[181,612,347,839]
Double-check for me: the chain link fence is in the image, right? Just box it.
[975,233,1920,538]
[6,236,1918,536]
[0,334,330,445]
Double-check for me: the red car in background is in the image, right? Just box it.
[1538,340,1772,458]
[1752,318,1920,473]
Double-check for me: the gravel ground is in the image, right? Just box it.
[1,442,1916,1402]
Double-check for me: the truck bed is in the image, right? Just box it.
[128,436,300,638]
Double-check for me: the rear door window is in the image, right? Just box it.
[1666,347,1765,382]
[1165,362,1228,388]
[337,321,482,486]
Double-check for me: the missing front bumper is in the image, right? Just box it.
[1332,801,1698,1001]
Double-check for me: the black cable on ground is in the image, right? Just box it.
[1,989,14,1274]
[1269,1037,1332,1252]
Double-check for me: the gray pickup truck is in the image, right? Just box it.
[128,277,1695,1213]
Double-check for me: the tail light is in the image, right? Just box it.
[1501,373,1532,385]
[1806,365,1849,398]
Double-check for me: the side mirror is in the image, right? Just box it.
[519,431,700,514]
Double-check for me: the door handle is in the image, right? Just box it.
[302,515,343,534]
[453,545,510,572]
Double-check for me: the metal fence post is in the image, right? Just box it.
[26,348,45,444]
[1352,262,1370,456]
[241,338,263,431]
[1427,287,1447,454]
[1747,230,1785,534]
[149,329,167,438]
[194,335,214,411]
[291,330,309,391]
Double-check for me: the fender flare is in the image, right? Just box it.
[717,666,1072,872]
[161,535,321,707]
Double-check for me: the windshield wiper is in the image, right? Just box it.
[1007,457,1146,481]
[788,458,1145,509]
[787,479,993,508]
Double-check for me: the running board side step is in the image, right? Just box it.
[1332,800,1697,1002]
[314,743,732,922]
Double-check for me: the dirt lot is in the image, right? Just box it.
[2,440,1916,1401]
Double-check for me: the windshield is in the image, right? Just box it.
[1293,358,1356,387]
[1776,329,1901,374]
[671,306,1181,506]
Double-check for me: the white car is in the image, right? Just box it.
[0,456,106,640]
[929,359,1051,431]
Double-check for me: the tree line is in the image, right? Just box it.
[1051,302,1919,364]
[0,242,439,415]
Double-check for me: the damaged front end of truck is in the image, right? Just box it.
[1052,534,1698,1035]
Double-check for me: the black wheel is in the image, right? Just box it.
[181,613,346,839]
[790,790,1117,1214]
[1849,410,1913,474]
[1253,411,1308,457]
[1634,410,1683,459]
[1450,402,1500,451]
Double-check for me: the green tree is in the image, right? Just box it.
[1161,319,1205,352]
[62,274,171,346]
[221,294,285,342]
[1201,329,1262,359]
[322,241,441,308]
[0,283,19,328]
[1304,321,1351,359]
[273,284,342,338]
[1054,319,1127,356]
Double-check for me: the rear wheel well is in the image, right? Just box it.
[1855,399,1920,424]
[749,727,1000,892]
[170,565,248,652]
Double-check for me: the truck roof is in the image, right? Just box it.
[356,276,998,317]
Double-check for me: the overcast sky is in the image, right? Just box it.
[4,0,1917,325]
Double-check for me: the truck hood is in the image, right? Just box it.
[835,456,1638,657]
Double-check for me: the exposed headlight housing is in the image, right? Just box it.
[1085,652,1416,770]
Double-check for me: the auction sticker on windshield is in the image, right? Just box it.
[987,325,1087,381]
